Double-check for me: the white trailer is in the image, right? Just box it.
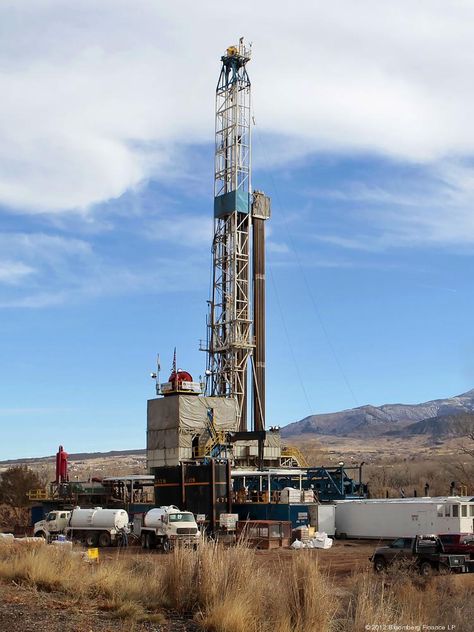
[335,497,474,539]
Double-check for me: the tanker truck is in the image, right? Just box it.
[34,507,129,547]
[137,505,200,552]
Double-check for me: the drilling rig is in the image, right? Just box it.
[204,38,270,433]
[145,41,366,532]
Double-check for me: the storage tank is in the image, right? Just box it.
[143,505,180,528]
[69,508,128,530]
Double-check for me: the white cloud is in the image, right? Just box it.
[267,241,289,254]
[1,1,474,213]
[0,261,35,284]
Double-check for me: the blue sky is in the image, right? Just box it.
[1,2,474,459]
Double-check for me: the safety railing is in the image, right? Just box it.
[280,446,308,467]
[27,489,49,501]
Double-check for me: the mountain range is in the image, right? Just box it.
[281,389,474,439]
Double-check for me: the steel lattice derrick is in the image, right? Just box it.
[205,40,253,430]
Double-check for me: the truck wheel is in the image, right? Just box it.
[98,532,111,548]
[34,531,46,539]
[419,561,433,577]
[85,532,98,547]
[147,533,156,550]
[162,537,171,553]
[141,533,149,549]
[373,557,386,573]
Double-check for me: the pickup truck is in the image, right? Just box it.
[438,533,474,558]
[370,535,474,576]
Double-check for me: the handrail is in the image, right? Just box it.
[27,489,49,500]
[281,446,308,467]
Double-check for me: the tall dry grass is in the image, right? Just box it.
[0,541,472,631]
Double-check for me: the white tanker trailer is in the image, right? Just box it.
[34,507,129,547]
[136,505,200,552]
[68,508,129,547]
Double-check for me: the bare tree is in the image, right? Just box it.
[0,465,42,507]
[449,433,474,491]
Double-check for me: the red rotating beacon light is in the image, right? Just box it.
[168,369,194,391]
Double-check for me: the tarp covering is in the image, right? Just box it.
[178,395,238,431]
[147,428,178,450]
[147,397,179,431]
[147,395,238,468]
[147,395,238,433]
[265,432,281,448]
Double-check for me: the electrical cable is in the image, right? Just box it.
[253,121,359,407]
[268,263,314,415]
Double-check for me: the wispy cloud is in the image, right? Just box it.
[0,261,35,284]
[267,241,290,254]
[308,159,474,252]
[0,231,208,308]
[143,215,213,248]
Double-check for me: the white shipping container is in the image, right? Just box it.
[334,497,474,539]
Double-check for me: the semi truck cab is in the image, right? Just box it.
[138,506,201,551]
[34,510,71,539]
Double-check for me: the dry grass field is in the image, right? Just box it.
[0,539,472,632]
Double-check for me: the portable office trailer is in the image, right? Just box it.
[334,497,474,539]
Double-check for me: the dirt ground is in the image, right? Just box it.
[105,538,376,577]
[0,582,200,632]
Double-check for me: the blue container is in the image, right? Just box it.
[232,503,311,528]
[30,505,47,526]
[214,191,251,218]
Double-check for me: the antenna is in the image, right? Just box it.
[156,353,161,395]
[151,353,161,396]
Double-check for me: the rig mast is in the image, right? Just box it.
[205,39,270,432]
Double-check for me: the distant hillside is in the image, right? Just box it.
[0,448,145,467]
[281,389,474,438]
[398,413,474,439]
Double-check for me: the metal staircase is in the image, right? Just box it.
[280,446,308,468]
[194,408,232,460]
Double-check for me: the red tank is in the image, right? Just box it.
[55,445,69,484]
